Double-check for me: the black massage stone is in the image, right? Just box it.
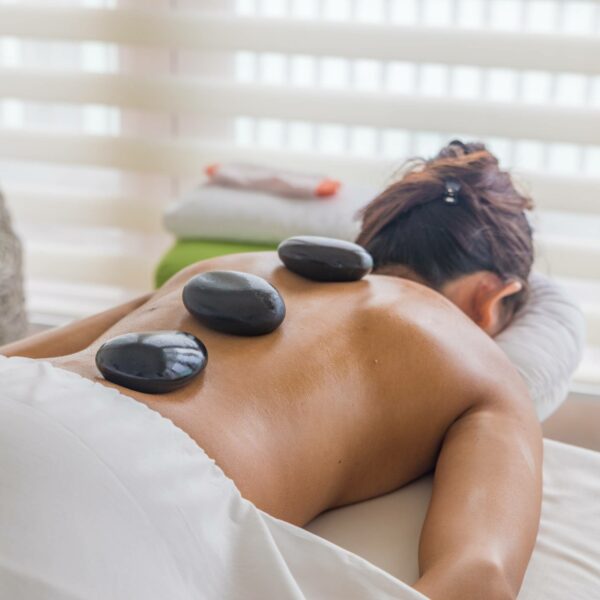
[182,270,286,336]
[95,330,208,394]
[278,236,373,282]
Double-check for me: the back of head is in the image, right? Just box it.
[356,140,534,316]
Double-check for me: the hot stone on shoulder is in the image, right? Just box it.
[277,236,373,282]
[182,270,286,336]
[95,330,208,394]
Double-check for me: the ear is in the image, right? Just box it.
[471,273,522,336]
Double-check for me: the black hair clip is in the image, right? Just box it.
[444,179,461,204]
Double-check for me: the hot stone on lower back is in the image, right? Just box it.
[95,330,208,394]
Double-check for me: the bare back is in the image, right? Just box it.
[51,252,526,526]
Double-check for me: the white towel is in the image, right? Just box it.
[164,185,375,244]
[0,355,425,600]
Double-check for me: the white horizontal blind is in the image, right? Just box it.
[0,0,599,385]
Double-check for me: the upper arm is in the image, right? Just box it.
[0,293,153,359]
[415,381,543,599]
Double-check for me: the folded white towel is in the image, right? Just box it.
[164,184,376,244]
[0,356,424,600]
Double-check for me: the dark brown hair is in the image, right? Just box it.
[356,140,534,315]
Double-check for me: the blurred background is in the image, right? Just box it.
[0,0,599,398]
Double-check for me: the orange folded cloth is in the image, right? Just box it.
[205,163,341,199]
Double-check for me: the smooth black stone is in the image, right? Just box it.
[182,270,286,336]
[95,331,208,394]
[278,236,373,282]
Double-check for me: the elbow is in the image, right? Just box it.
[474,556,519,600]
[465,555,521,600]
[415,555,520,600]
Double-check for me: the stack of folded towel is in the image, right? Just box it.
[157,163,378,286]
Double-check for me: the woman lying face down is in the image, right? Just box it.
[0,141,542,600]
[357,140,533,337]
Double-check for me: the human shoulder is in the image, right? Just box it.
[359,275,522,401]
[159,252,281,292]
[355,274,462,336]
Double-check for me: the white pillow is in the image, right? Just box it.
[496,273,585,420]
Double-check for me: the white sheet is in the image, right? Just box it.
[307,439,600,599]
[3,355,597,599]
[0,356,423,600]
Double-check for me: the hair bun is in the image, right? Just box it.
[436,139,487,160]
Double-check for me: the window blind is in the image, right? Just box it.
[0,0,598,386]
